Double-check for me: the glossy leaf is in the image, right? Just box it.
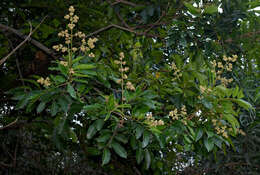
[102,148,111,166]
[111,141,127,158]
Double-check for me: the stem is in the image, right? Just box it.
[69,28,73,67]
[120,61,124,107]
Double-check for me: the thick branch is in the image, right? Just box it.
[0,21,56,61]
[86,23,162,39]
[111,0,145,7]
[0,17,48,65]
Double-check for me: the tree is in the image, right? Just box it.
[0,0,259,174]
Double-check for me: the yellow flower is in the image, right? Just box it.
[119,52,124,59]
[37,77,44,84]
[37,77,51,87]
[60,61,68,66]
[64,15,70,19]
[61,47,68,53]
[114,60,121,65]
[223,55,228,61]
[88,52,95,58]
[72,47,78,52]
[69,6,75,13]
[222,132,228,138]
[217,62,223,68]
[116,79,122,84]
[122,74,128,79]
[68,23,75,30]
[69,68,75,74]
[158,120,164,126]
[126,81,135,91]
[44,77,51,87]
[200,85,206,93]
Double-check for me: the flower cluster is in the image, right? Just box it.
[37,77,51,87]
[212,118,245,138]
[199,85,212,94]
[60,61,68,66]
[52,6,98,54]
[171,62,182,81]
[145,113,164,127]
[211,55,237,87]
[212,119,229,138]
[169,105,188,125]
[114,52,135,91]
[65,6,78,30]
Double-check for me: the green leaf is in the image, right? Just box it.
[96,133,111,143]
[69,129,78,143]
[37,102,46,113]
[51,101,59,116]
[87,124,97,139]
[136,147,144,164]
[16,95,30,109]
[53,75,66,83]
[95,119,104,131]
[155,134,165,148]
[83,104,103,111]
[72,56,85,64]
[22,78,41,88]
[233,99,253,111]
[135,125,144,139]
[204,137,214,152]
[202,98,213,109]
[73,64,96,70]
[223,114,239,133]
[142,130,150,148]
[57,96,69,113]
[144,149,151,169]
[204,5,218,14]
[130,136,138,150]
[184,2,201,15]
[111,141,127,158]
[184,135,192,144]
[73,73,90,78]
[195,128,203,142]
[58,64,68,76]
[206,130,214,138]
[102,148,111,166]
[67,84,77,99]
[56,116,67,135]
[115,134,128,144]
[215,85,230,97]
[86,147,101,156]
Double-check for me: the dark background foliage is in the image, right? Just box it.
[0,0,259,174]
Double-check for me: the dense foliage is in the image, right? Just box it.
[0,0,259,174]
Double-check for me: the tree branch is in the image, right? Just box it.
[0,19,56,61]
[0,17,47,65]
[86,23,163,39]
[111,0,145,7]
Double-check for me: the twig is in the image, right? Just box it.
[0,23,56,59]
[107,122,120,146]
[133,166,142,175]
[111,0,145,7]
[0,119,50,130]
[0,16,48,65]
[115,10,131,29]
[0,162,12,168]
[0,118,18,130]
[85,23,162,39]
[85,24,114,38]
[144,10,166,34]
